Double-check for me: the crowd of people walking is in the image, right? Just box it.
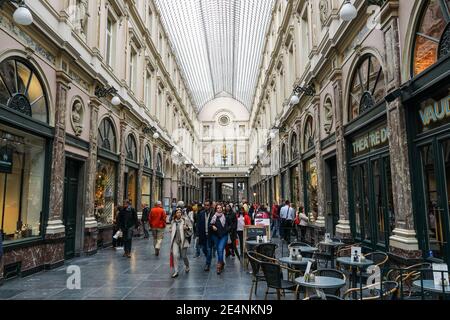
[112,197,309,278]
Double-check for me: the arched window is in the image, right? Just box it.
[281,144,287,166]
[290,133,299,160]
[125,134,137,161]
[303,115,315,151]
[413,0,450,76]
[144,145,152,168]
[98,118,117,153]
[348,54,385,121]
[156,153,163,173]
[0,57,49,123]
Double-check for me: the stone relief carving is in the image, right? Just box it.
[323,99,333,134]
[71,100,84,136]
[319,0,330,25]
[68,0,88,36]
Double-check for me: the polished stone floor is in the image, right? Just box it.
[0,230,297,300]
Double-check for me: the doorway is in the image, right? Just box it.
[63,159,82,260]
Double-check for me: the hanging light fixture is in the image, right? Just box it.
[290,94,300,106]
[111,96,121,106]
[340,0,357,21]
[153,132,160,139]
[10,1,33,26]
[270,131,276,139]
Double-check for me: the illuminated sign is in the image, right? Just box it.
[352,125,389,157]
[419,95,450,132]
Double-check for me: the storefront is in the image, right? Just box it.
[302,115,317,220]
[0,56,52,276]
[402,0,450,264]
[95,117,118,247]
[346,54,395,251]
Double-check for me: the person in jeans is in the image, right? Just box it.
[197,201,214,271]
[170,208,192,278]
[118,200,139,258]
[271,202,280,238]
[280,200,295,243]
[112,205,124,249]
[149,201,167,256]
[210,204,230,275]
[141,203,150,239]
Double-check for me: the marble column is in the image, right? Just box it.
[212,178,217,202]
[382,8,421,260]
[83,98,100,254]
[314,102,326,228]
[297,161,304,208]
[117,116,127,203]
[45,71,71,268]
[333,77,352,240]
[233,178,239,203]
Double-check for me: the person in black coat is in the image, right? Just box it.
[196,201,214,271]
[225,204,239,260]
[118,200,139,258]
[209,204,230,274]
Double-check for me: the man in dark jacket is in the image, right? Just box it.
[141,203,150,239]
[196,200,214,271]
[118,200,139,258]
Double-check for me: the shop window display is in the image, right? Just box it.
[304,158,318,221]
[95,159,116,226]
[0,125,45,242]
[142,174,151,207]
[413,0,450,76]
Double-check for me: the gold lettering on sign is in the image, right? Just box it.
[352,126,389,156]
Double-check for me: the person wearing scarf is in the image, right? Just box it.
[170,208,192,278]
[209,205,230,274]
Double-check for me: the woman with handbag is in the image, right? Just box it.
[210,204,229,275]
[170,208,192,278]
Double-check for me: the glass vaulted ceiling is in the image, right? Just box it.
[155,0,275,111]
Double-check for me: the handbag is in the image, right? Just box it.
[294,214,300,225]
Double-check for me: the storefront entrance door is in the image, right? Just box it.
[63,159,81,260]
[351,154,395,250]
[419,138,450,261]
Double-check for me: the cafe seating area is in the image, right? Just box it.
[245,234,450,301]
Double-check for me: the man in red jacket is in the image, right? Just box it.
[149,201,167,256]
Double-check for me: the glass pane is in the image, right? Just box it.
[95,159,116,226]
[141,175,151,207]
[0,77,10,105]
[350,70,362,121]
[0,174,3,233]
[421,144,445,259]
[373,159,385,244]
[0,60,17,94]
[0,125,45,242]
[30,96,47,123]
[127,169,137,206]
[27,73,44,105]
[353,166,362,238]
[290,166,299,206]
[414,0,446,75]
[16,62,31,95]
[305,159,318,220]
[362,164,371,241]
[370,58,385,104]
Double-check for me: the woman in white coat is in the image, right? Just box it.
[170,208,193,278]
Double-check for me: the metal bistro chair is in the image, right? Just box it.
[255,243,278,258]
[303,294,343,300]
[260,261,301,300]
[390,264,433,299]
[343,281,399,300]
[359,251,389,283]
[247,251,278,300]
[312,269,347,297]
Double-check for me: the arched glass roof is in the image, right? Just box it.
[155,0,275,111]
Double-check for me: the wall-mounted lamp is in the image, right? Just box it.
[0,0,33,25]
[95,85,120,106]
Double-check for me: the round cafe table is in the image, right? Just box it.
[319,241,343,269]
[336,256,374,298]
[413,280,450,298]
[246,240,271,247]
[295,276,346,298]
[278,256,314,267]
[290,246,318,255]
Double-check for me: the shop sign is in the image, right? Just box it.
[351,125,389,157]
[0,146,12,173]
[418,95,450,133]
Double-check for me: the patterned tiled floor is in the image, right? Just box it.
[0,230,296,300]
